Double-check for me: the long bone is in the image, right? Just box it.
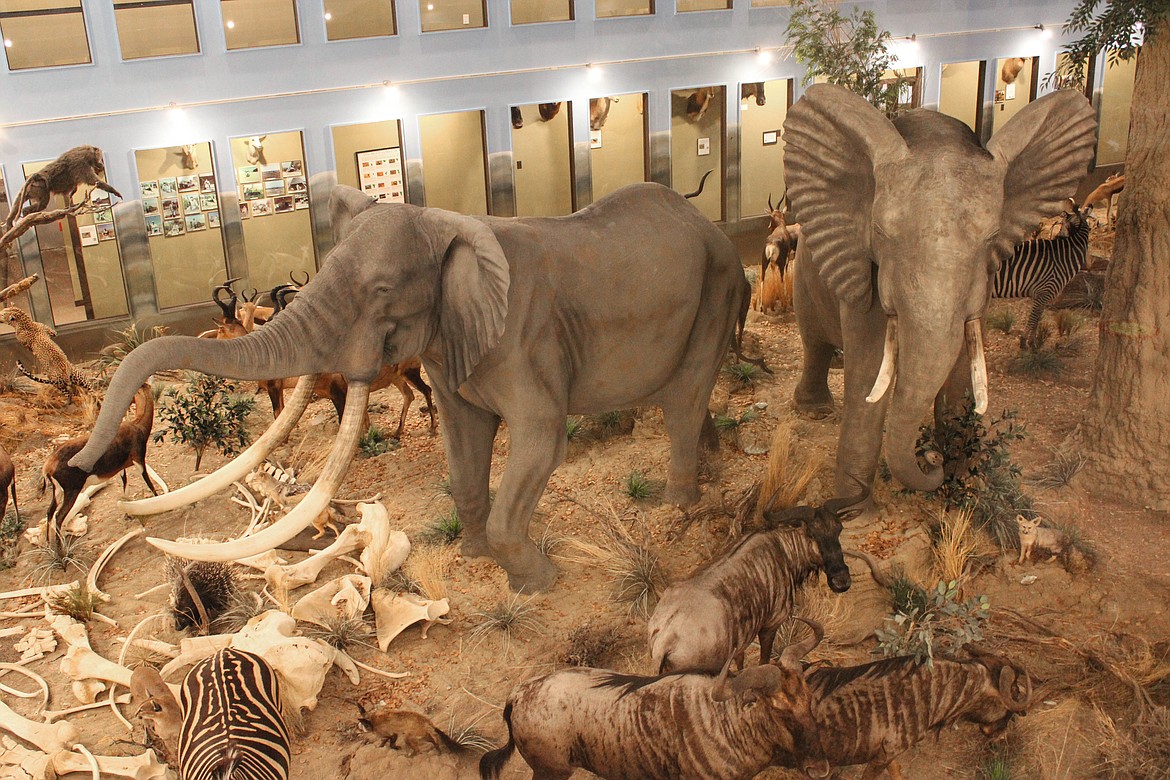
[264,521,367,592]
[145,380,369,561]
[0,697,80,752]
[122,373,318,518]
[51,747,168,780]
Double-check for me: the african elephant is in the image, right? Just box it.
[783,84,1095,499]
[70,183,751,592]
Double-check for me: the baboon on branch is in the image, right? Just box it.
[3,145,122,232]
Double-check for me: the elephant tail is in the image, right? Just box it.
[731,280,772,374]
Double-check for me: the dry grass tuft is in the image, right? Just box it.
[933,507,978,586]
[400,544,454,600]
[1013,698,1105,780]
[30,534,92,581]
[774,582,854,665]
[1095,705,1170,779]
[562,504,666,618]
[210,590,268,634]
[46,582,101,622]
[468,592,543,658]
[79,394,100,426]
[304,614,376,651]
[759,420,822,518]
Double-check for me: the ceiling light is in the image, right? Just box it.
[757,47,773,65]
[1038,24,1053,40]
[325,12,333,21]
[226,20,235,29]
[3,39,11,48]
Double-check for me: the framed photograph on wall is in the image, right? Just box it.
[199,174,217,193]
[261,164,282,182]
[164,218,185,237]
[293,193,309,210]
[177,175,198,193]
[207,210,221,229]
[182,193,201,214]
[252,198,272,217]
[185,212,207,232]
[264,179,285,198]
[140,180,159,199]
[238,165,260,184]
[200,193,218,211]
[96,222,117,241]
[162,198,180,219]
[145,215,163,236]
[142,197,160,216]
[286,176,306,194]
[159,177,178,196]
[78,225,99,246]
[239,202,251,220]
[90,189,111,206]
[356,147,405,203]
[242,183,264,201]
[273,195,294,213]
[762,130,779,146]
[281,160,303,177]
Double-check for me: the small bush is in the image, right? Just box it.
[987,309,1016,334]
[433,476,453,497]
[589,409,636,439]
[30,535,92,581]
[875,579,990,667]
[725,362,763,389]
[979,750,1015,780]
[210,590,267,634]
[304,615,375,651]
[96,321,169,376]
[624,472,655,500]
[566,416,585,441]
[563,509,665,618]
[1030,451,1086,490]
[1011,348,1065,377]
[154,373,255,470]
[425,509,462,545]
[444,711,496,753]
[468,593,543,656]
[0,513,24,540]
[1053,309,1085,339]
[714,408,760,436]
[358,426,397,458]
[886,566,929,615]
[46,583,101,622]
[1065,274,1105,311]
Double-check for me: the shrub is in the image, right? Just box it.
[96,321,169,376]
[560,622,625,668]
[987,309,1016,335]
[725,362,762,389]
[154,373,255,470]
[46,583,102,622]
[624,471,654,500]
[358,426,397,458]
[1011,347,1065,377]
[304,615,375,651]
[563,509,666,618]
[875,579,990,667]
[1054,309,1085,339]
[714,408,760,439]
[1030,451,1086,490]
[425,509,463,545]
[566,416,584,441]
[468,593,543,657]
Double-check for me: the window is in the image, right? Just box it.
[419,111,490,214]
[1097,50,1138,166]
[134,142,229,310]
[511,0,571,25]
[595,0,651,17]
[221,0,299,50]
[325,0,395,40]
[671,86,725,222]
[676,0,729,12]
[589,93,648,202]
[20,156,130,325]
[0,0,91,70]
[420,0,485,31]
[992,56,1038,129]
[331,120,407,203]
[114,0,199,60]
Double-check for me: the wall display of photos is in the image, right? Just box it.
[235,159,308,211]
[356,147,405,203]
[139,168,220,239]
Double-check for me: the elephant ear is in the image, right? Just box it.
[783,84,909,310]
[330,185,377,243]
[985,90,1096,262]
[432,214,510,392]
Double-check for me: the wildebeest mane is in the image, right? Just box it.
[592,671,689,698]
[806,656,925,696]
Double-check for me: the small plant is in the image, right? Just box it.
[1069,274,1105,311]
[46,582,101,622]
[932,508,977,585]
[445,711,496,753]
[95,321,169,376]
[987,309,1016,334]
[210,590,267,634]
[0,513,24,540]
[875,579,991,667]
[154,372,255,470]
[759,420,821,514]
[1030,451,1086,490]
[714,408,760,437]
[468,592,543,657]
[725,362,762,389]
[560,622,625,668]
[563,508,666,618]
[304,615,375,651]
[434,476,453,497]
[1053,309,1085,339]
[0,365,18,394]
[1011,347,1065,377]
[590,409,635,439]
[30,534,92,581]
[358,426,397,458]
[425,509,462,544]
[978,750,1014,780]
[885,566,929,616]
[566,416,585,441]
[624,471,655,500]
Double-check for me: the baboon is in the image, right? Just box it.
[4,145,122,231]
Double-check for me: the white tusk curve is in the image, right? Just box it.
[146,381,370,562]
[121,374,319,516]
[966,319,989,415]
[866,318,898,404]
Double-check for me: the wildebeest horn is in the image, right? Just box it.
[762,504,816,529]
[683,169,714,199]
[842,549,890,588]
[779,617,823,670]
[998,666,1032,713]
[711,651,737,702]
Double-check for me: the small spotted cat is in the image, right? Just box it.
[0,306,97,395]
[1016,514,1068,564]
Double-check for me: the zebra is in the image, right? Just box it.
[993,206,1091,349]
[178,647,291,780]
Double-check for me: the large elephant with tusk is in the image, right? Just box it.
[784,84,1095,499]
[69,183,751,592]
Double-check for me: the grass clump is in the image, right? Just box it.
[30,535,92,580]
[424,509,462,545]
[725,362,763,389]
[987,309,1016,335]
[624,472,656,501]
[559,622,626,668]
[875,579,990,667]
[46,582,102,622]
[1054,309,1085,339]
[358,426,398,458]
[1096,705,1170,779]
[1011,347,1065,377]
[154,373,255,470]
[468,592,543,657]
[563,506,665,618]
[589,409,636,439]
[978,749,1015,780]
[566,416,585,441]
[304,615,375,651]
[759,420,821,515]
[445,711,496,753]
[932,508,978,585]
[96,321,169,376]
[210,590,267,634]
[1030,451,1086,490]
[714,408,761,448]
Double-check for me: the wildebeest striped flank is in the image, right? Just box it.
[993,207,1090,348]
[178,647,291,780]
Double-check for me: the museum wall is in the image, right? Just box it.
[0,0,1138,353]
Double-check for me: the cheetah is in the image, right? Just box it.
[0,306,97,396]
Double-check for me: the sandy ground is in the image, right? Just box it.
[1,240,1168,779]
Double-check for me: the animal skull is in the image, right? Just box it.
[291,574,372,628]
[246,135,267,165]
[180,144,199,170]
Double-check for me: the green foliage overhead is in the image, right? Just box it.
[1049,0,1166,88]
[154,373,255,470]
[784,0,910,117]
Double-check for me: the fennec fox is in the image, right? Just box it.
[1016,515,1068,564]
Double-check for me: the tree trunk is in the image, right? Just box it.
[1073,24,1170,510]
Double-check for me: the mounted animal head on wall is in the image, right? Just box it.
[741,83,766,106]
[686,88,714,122]
[538,102,562,122]
[180,144,199,170]
[589,97,613,131]
[511,106,524,129]
[246,135,268,165]
[1000,57,1027,84]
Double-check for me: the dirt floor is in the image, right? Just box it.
[1,235,1168,779]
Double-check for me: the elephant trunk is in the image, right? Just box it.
[69,305,328,473]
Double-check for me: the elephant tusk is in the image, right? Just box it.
[965,319,989,415]
[146,381,371,562]
[866,318,897,404]
[121,374,319,516]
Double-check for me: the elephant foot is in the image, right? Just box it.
[505,552,559,593]
[461,533,492,560]
[795,400,835,420]
[664,479,700,508]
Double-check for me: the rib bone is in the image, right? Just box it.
[146,380,369,561]
[264,522,366,592]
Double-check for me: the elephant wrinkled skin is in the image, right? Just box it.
[784,84,1096,500]
[71,183,750,592]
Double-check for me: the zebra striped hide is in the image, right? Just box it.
[178,647,291,780]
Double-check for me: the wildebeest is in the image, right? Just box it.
[787,647,1033,779]
[647,497,860,674]
[479,624,831,780]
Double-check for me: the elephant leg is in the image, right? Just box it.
[835,317,889,500]
[487,419,566,592]
[661,398,708,506]
[794,336,837,418]
[435,393,500,560]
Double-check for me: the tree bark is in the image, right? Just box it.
[1073,23,1170,510]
